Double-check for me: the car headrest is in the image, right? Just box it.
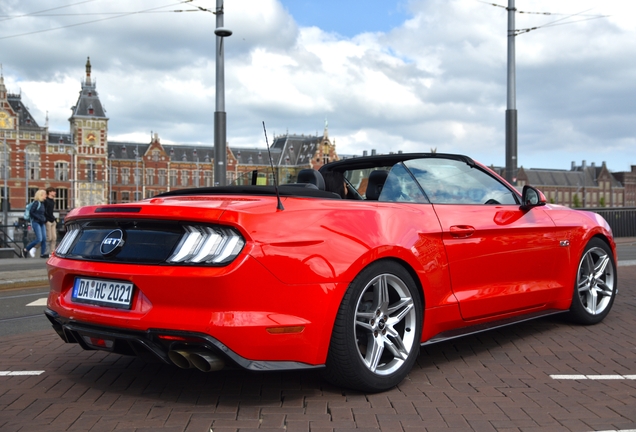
[366,170,389,200]
[297,169,326,190]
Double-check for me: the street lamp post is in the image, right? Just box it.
[505,0,518,184]
[135,146,140,201]
[2,137,7,230]
[24,150,28,205]
[213,0,232,186]
[68,149,75,209]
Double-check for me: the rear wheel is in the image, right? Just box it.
[566,238,617,325]
[324,261,422,392]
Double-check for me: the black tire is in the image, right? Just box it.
[566,238,617,325]
[323,261,423,392]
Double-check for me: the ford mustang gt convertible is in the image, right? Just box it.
[45,153,617,392]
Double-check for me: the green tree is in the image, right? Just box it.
[572,194,581,208]
[599,196,606,207]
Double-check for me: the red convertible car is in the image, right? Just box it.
[45,153,617,392]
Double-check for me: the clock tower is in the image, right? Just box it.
[69,57,109,206]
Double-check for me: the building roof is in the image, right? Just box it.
[520,161,623,189]
[271,134,323,166]
[70,57,107,119]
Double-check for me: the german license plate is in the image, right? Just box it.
[72,277,134,309]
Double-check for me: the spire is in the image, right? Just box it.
[0,65,6,101]
[323,118,329,139]
[85,57,92,86]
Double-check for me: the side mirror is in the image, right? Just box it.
[520,185,547,211]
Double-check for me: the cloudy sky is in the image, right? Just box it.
[1,0,635,172]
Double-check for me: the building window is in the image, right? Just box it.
[146,168,155,186]
[0,144,9,180]
[0,187,9,211]
[134,191,142,201]
[121,168,130,185]
[145,190,154,199]
[170,169,177,187]
[26,147,40,181]
[204,171,212,187]
[55,188,68,210]
[111,191,117,204]
[158,169,166,186]
[110,167,118,184]
[121,192,130,203]
[180,170,189,187]
[134,167,141,186]
[55,162,68,181]
[86,161,96,182]
[28,187,38,202]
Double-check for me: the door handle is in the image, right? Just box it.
[450,225,475,238]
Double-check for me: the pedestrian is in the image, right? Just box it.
[23,189,48,259]
[323,171,348,199]
[44,187,57,255]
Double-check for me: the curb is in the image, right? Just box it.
[0,276,49,291]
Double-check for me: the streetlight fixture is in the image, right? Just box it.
[213,0,232,186]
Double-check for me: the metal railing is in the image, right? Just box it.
[0,223,27,257]
[576,207,636,238]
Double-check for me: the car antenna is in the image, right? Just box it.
[262,121,284,211]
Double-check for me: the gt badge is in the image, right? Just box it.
[100,229,125,257]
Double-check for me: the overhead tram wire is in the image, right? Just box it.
[475,1,607,18]
[514,14,609,36]
[0,0,100,22]
[0,10,204,18]
[477,1,609,36]
[0,0,204,41]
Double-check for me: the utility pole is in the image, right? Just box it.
[2,137,7,229]
[135,146,139,201]
[505,0,517,184]
[24,152,28,205]
[213,0,232,186]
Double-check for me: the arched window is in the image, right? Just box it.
[0,142,10,180]
[25,144,40,181]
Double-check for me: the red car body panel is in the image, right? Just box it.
[45,154,616,374]
[47,196,459,365]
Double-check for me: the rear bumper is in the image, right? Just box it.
[45,308,323,371]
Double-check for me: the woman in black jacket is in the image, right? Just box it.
[23,189,48,258]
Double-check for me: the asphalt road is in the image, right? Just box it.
[0,266,634,431]
[617,240,636,261]
[0,286,50,337]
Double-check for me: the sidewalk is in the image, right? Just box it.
[0,256,49,290]
[0,237,634,291]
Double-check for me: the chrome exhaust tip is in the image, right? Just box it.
[168,350,194,369]
[188,350,225,372]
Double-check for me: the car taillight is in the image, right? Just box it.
[167,225,245,265]
[55,224,81,255]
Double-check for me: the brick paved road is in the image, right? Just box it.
[1,267,635,432]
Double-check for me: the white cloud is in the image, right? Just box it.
[1,0,635,171]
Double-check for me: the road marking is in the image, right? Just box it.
[26,298,47,306]
[551,374,636,380]
[0,371,45,376]
[0,292,48,300]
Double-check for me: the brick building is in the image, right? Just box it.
[516,161,626,208]
[0,59,338,218]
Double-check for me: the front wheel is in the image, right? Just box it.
[324,261,423,392]
[566,238,617,325]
